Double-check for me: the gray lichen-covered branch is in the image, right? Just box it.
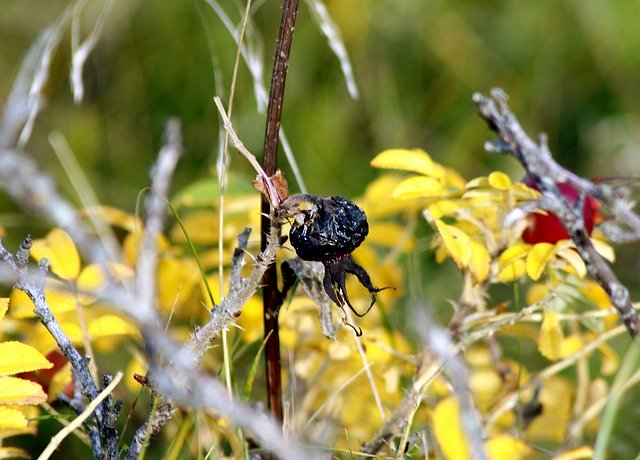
[473,88,640,338]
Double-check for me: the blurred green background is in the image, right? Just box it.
[3,1,640,208]
[3,0,640,457]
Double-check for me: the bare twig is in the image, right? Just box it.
[39,372,123,460]
[0,237,121,459]
[260,0,300,424]
[0,7,71,149]
[473,88,640,338]
[136,119,183,317]
[70,0,111,104]
[305,0,359,99]
[202,0,308,193]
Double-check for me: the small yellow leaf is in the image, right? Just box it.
[499,244,531,264]
[44,284,77,315]
[510,182,541,200]
[0,298,8,322]
[0,377,47,405]
[598,342,619,375]
[8,289,36,319]
[560,333,584,358]
[552,446,593,460]
[434,220,472,270]
[556,248,587,277]
[170,211,219,244]
[81,206,140,232]
[48,362,72,402]
[469,241,490,283]
[497,260,526,282]
[526,243,556,281]
[30,229,80,280]
[592,238,615,262]
[0,446,31,459]
[157,257,201,313]
[0,407,28,430]
[485,434,531,460]
[433,396,469,460]
[0,342,53,376]
[88,315,140,340]
[487,172,512,190]
[76,264,106,304]
[539,311,564,360]
[370,148,439,177]
[526,283,549,305]
[427,200,460,219]
[392,176,443,199]
[367,222,414,250]
[497,244,530,282]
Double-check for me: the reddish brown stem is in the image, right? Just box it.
[261,0,300,423]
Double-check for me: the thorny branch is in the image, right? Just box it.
[473,88,640,338]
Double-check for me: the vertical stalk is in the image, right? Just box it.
[261,0,300,423]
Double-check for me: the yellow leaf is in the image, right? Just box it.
[556,248,587,278]
[171,211,219,244]
[47,361,72,402]
[367,222,414,250]
[0,342,52,376]
[487,172,512,190]
[539,311,564,360]
[497,245,530,282]
[598,342,619,375]
[433,396,469,460]
[434,220,472,270]
[88,315,140,340]
[370,148,439,177]
[30,229,80,280]
[497,260,526,283]
[526,243,556,281]
[0,299,7,322]
[76,264,106,304]
[526,283,549,305]
[526,377,573,441]
[236,297,267,343]
[443,167,467,190]
[8,289,34,319]
[510,182,541,200]
[81,206,140,233]
[0,377,47,405]
[427,200,460,219]
[392,176,443,199]
[499,244,531,264]
[552,446,594,460]
[157,257,201,313]
[44,283,77,315]
[0,446,30,459]
[560,333,584,358]
[469,241,490,283]
[486,434,531,460]
[592,238,615,262]
[30,321,83,355]
[0,407,28,430]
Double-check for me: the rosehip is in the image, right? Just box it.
[286,195,391,334]
[521,177,600,244]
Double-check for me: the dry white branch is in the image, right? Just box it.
[71,0,111,104]
[38,372,123,460]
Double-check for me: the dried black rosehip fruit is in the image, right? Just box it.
[284,194,390,326]
[289,196,369,261]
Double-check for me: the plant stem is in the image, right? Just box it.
[261,0,300,423]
